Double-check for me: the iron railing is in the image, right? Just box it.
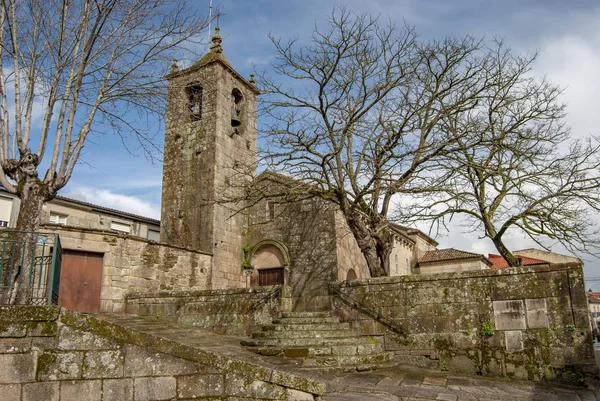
[0,230,62,305]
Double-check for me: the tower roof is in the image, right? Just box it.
[165,26,259,94]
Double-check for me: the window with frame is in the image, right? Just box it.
[110,221,131,234]
[49,213,67,225]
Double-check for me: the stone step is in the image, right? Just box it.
[301,352,394,369]
[252,329,356,340]
[262,322,351,332]
[245,342,385,358]
[282,311,332,319]
[273,316,340,325]
[242,336,377,347]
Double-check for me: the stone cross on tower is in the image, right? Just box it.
[160,27,259,289]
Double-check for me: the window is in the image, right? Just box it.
[266,200,275,221]
[147,229,160,241]
[186,83,203,121]
[110,221,130,234]
[49,213,67,225]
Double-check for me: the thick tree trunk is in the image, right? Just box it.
[492,237,521,267]
[341,203,388,278]
[2,174,54,304]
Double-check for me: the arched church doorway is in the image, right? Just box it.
[346,268,357,280]
[253,244,286,286]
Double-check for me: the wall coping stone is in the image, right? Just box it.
[126,285,284,300]
[41,224,213,256]
[0,306,60,322]
[331,263,582,289]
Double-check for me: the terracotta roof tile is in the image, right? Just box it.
[488,254,548,269]
[419,248,485,263]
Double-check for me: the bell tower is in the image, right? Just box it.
[160,27,258,289]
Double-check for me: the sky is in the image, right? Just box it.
[60,0,600,282]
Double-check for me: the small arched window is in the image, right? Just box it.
[186,83,203,121]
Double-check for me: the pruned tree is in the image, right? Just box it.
[397,44,600,266]
[0,0,212,233]
[257,7,496,277]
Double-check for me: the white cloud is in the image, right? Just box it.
[64,187,160,220]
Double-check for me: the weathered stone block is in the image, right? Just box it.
[0,384,21,400]
[0,337,32,353]
[134,377,176,401]
[28,321,58,337]
[446,355,476,374]
[123,344,197,377]
[83,350,124,379]
[178,373,223,398]
[103,378,133,401]
[286,389,315,401]
[493,300,526,330]
[0,353,36,383]
[225,373,285,399]
[23,381,59,401]
[58,326,119,350]
[0,323,27,337]
[504,331,524,351]
[60,380,101,401]
[525,299,549,329]
[37,351,83,381]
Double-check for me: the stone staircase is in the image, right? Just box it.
[241,311,394,369]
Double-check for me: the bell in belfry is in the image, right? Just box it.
[231,106,241,127]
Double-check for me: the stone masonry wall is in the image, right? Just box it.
[331,263,597,384]
[51,227,212,313]
[247,188,339,312]
[125,286,288,336]
[0,306,316,401]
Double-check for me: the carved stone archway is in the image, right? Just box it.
[248,239,290,286]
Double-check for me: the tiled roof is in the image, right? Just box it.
[488,254,548,269]
[419,248,485,263]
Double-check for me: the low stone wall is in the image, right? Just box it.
[46,226,213,313]
[0,306,317,401]
[330,263,597,384]
[125,286,289,336]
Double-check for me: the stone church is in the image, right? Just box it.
[158,27,449,310]
[157,26,586,311]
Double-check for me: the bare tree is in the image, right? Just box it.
[257,7,494,277]
[0,0,212,233]
[397,45,600,266]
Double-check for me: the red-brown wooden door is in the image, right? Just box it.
[258,267,284,286]
[58,250,104,312]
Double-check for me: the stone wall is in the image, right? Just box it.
[0,306,316,401]
[125,286,288,336]
[51,227,212,313]
[330,263,597,384]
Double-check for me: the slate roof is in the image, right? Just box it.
[487,254,548,269]
[419,248,486,263]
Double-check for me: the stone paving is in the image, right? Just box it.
[319,365,600,400]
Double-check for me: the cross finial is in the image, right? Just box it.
[210,26,223,53]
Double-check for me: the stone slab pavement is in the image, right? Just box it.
[317,364,600,401]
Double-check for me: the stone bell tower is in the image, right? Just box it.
[160,27,258,289]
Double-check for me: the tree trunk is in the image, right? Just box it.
[2,176,53,304]
[341,202,388,277]
[492,237,521,267]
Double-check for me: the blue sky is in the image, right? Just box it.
[61,0,600,281]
